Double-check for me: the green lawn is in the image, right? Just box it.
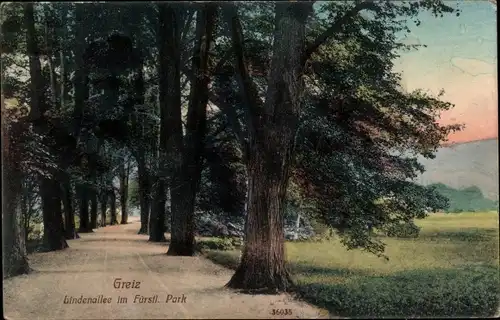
[204,211,500,317]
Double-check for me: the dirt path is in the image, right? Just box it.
[3,218,329,319]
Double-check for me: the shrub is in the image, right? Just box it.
[204,250,240,270]
[196,237,235,252]
[384,222,420,238]
[308,220,335,241]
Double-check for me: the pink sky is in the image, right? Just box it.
[396,1,497,144]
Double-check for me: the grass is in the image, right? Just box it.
[204,211,500,317]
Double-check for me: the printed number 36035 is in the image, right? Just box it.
[271,308,292,316]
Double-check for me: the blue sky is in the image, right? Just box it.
[395,0,497,142]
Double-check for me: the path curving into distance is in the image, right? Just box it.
[3,217,328,319]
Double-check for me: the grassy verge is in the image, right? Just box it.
[203,211,500,317]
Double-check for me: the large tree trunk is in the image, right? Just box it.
[225,2,311,292]
[78,186,92,233]
[20,176,35,243]
[151,4,183,243]
[149,186,166,241]
[90,190,98,229]
[21,180,30,243]
[100,193,108,227]
[119,161,129,224]
[24,3,45,121]
[62,182,79,239]
[41,178,68,251]
[2,108,30,278]
[59,4,68,111]
[150,185,167,242]
[44,7,59,110]
[226,145,293,292]
[109,189,118,225]
[72,4,89,137]
[24,3,67,252]
[167,3,216,256]
[137,157,150,234]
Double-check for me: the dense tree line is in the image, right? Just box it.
[2,1,461,292]
[429,183,498,213]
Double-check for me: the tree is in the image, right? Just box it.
[149,3,183,243]
[167,3,217,255]
[219,1,312,292]
[2,96,31,278]
[78,185,91,232]
[119,159,130,224]
[24,2,68,251]
[100,190,108,227]
[109,188,118,225]
[219,0,460,292]
[90,190,98,229]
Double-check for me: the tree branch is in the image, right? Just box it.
[302,0,378,64]
[208,91,248,161]
[181,65,249,163]
[212,47,234,75]
[222,4,264,139]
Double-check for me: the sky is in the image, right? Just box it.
[394,0,497,143]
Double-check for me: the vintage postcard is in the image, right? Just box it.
[2,1,498,319]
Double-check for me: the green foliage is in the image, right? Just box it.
[204,250,241,270]
[308,219,334,241]
[382,221,420,238]
[298,267,499,318]
[197,115,247,218]
[127,177,140,208]
[429,183,498,213]
[289,1,462,256]
[195,237,235,252]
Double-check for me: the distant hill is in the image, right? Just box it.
[416,138,498,200]
[428,183,498,212]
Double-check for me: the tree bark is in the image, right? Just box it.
[119,161,129,224]
[167,3,216,256]
[2,105,30,278]
[226,144,293,292]
[72,4,89,137]
[24,3,46,121]
[62,182,79,239]
[100,193,108,227]
[21,178,30,243]
[225,2,312,292]
[41,178,68,251]
[44,7,59,110]
[23,3,67,252]
[78,186,92,233]
[90,190,98,229]
[137,157,150,234]
[149,186,167,242]
[151,3,183,243]
[58,4,69,111]
[109,189,118,225]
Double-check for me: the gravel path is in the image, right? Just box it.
[3,217,329,319]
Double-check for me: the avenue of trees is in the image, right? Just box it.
[2,1,462,292]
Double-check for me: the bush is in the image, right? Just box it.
[28,224,44,241]
[308,220,334,241]
[204,250,240,270]
[196,237,235,251]
[384,222,420,238]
